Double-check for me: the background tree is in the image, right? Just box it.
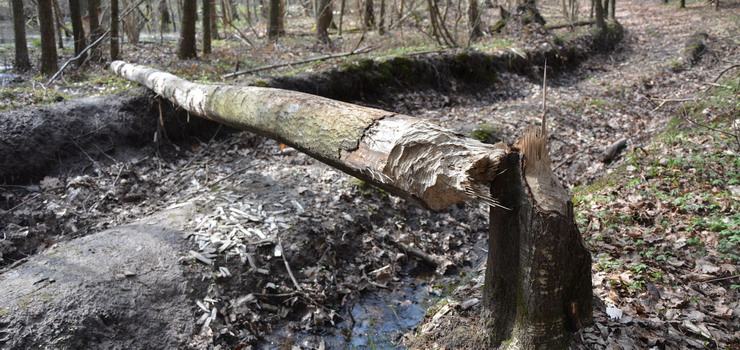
[69,0,87,64]
[178,0,198,59]
[602,0,608,18]
[11,0,31,72]
[379,0,386,34]
[268,0,281,40]
[52,0,66,50]
[38,0,59,75]
[203,0,212,54]
[594,0,606,31]
[316,0,333,43]
[210,0,220,39]
[469,0,483,42]
[87,0,104,62]
[123,0,143,44]
[364,0,376,29]
[111,0,120,61]
[158,0,172,43]
[610,0,615,18]
[679,0,686,8]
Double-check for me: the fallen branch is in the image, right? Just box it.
[222,46,374,79]
[395,242,442,267]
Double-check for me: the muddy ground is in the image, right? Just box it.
[1,0,739,349]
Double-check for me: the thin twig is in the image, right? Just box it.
[694,274,739,284]
[7,193,42,212]
[278,238,303,292]
[222,46,373,79]
[713,64,740,83]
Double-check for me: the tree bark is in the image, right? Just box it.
[602,0,608,18]
[268,0,281,40]
[593,0,606,31]
[210,0,220,39]
[609,0,615,19]
[379,0,387,34]
[364,0,376,29]
[52,0,65,49]
[111,0,120,61]
[338,0,346,35]
[679,0,686,8]
[11,0,31,72]
[316,0,333,43]
[468,0,482,42]
[110,61,595,347]
[87,0,104,62]
[69,0,87,64]
[203,0,212,55]
[178,0,197,59]
[39,0,59,75]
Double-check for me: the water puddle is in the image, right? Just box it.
[261,277,442,350]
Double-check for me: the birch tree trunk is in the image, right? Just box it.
[110,61,594,348]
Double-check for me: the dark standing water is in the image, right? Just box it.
[261,278,441,349]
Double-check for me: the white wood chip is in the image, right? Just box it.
[189,250,213,265]
[196,300,209,312]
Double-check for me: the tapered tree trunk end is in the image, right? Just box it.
[483,128,593,349]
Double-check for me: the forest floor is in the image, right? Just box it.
[0,0,738,349]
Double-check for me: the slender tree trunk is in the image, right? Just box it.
[339,0,346,35]
[602,0,608,18]
[52,0,65,49]
[609,0,615,18]
[277,0,285,35]
[593,0,606,31]
[203,0,212,54]
[468,0,482,42]
[39,0,59,75]
[69,0,86,65]
[111,0,120,60]
[178,0,197,59]
[11,0,31,72]
[87,0,104,62]
[679,0,685,8]
[268,0,281,40]
[379,0,386,34]
[210,0,220,39]
[316,0,333,43]
[364,0,375,29]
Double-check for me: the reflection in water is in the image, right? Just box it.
[262,279,438,350]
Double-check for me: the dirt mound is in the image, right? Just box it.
[0,205,208,350]
[0,88,223,185]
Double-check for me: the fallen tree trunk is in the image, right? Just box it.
[110,61,593,348]
[110,61,505,211]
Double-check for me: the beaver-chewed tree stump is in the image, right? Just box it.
[111,60,593,349]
